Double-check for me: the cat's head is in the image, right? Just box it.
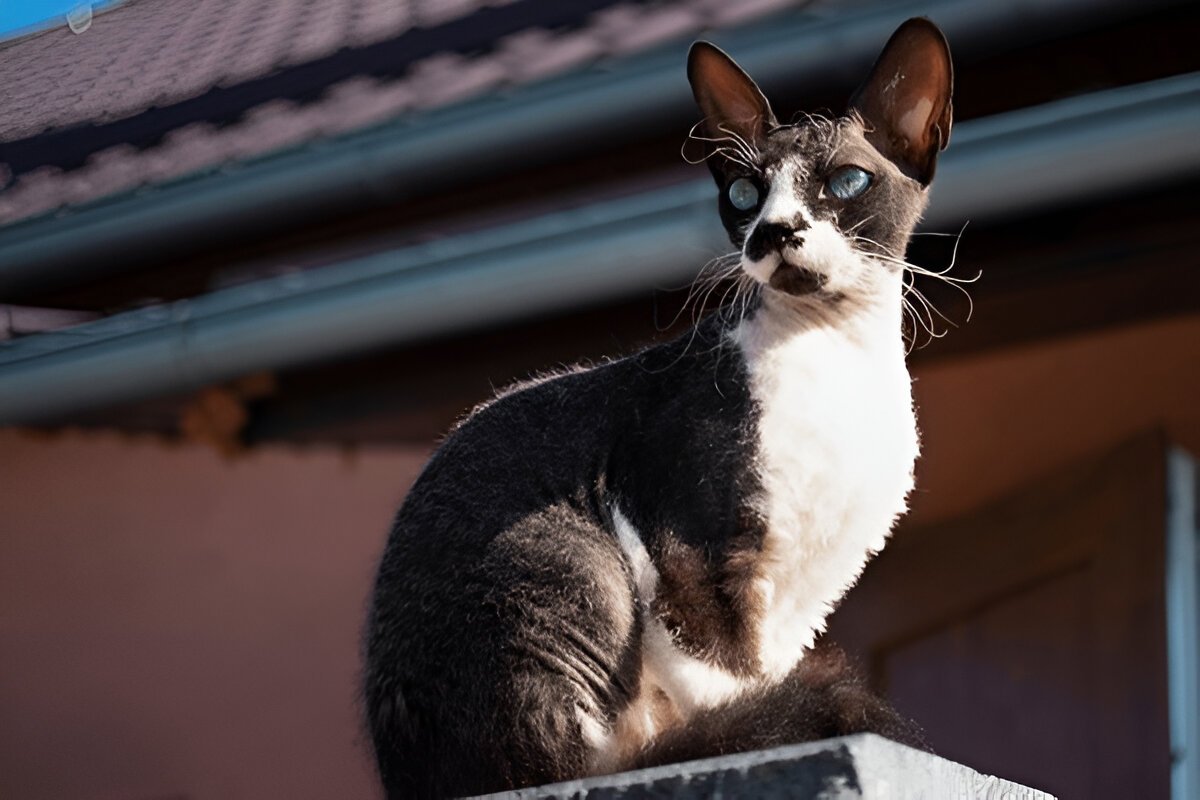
[687,18,952,307]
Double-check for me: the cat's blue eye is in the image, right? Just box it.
[727,177,760,211]
[827,166,872,200]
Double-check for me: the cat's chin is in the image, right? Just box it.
[767,263,826,296]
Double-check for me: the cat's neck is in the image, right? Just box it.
[734,281,906,359]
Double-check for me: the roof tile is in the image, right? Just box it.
[408,51,506,107]
[598,4,704,57]
[236,100,315,154]
[6,165,71,220]
[350,0,414,43]
[699,0,801,28]
[155,122,234,177]
[415,0,503,29]
[320,76,417,131]
[495,28,606,84]
[0,0,489,141]
[82,144,145,189]
[288,1,353,63]
[0,0,804,227]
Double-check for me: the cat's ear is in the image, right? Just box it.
[687,42,777,168]
[850,18,953,185]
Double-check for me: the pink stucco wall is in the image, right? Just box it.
[0,433,428,800]
[908,313,1200,527]
[1,314,1198,799]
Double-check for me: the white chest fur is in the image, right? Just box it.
[733,298,919,678]
[592,300,918,769]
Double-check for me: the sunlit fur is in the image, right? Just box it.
[710,116,927,678]
[365,25,954,798]
[589,113,940,755]
[733,292,918,678]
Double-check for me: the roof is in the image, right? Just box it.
[3,70,1197,424]
[0,0,1184,302]
[0,0,802,227]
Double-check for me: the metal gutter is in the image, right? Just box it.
[1,73,1198,424]
[0,0,1180,298]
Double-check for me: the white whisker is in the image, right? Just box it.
[849,228,979,335]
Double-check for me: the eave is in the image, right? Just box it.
[1,72,1197,425]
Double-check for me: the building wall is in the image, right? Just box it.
[910,313,1200,527]
[0,434,428,800]
[1,313,1198,799]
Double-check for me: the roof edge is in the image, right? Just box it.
[1,72,1197,424]
[0,0,1174,298]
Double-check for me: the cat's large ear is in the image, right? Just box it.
[687,42,777,170]
[850,18,953,185]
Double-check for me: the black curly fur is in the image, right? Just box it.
[630,646,929,770]
[363,19,951,799]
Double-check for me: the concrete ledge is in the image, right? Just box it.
[478,734,1056,799]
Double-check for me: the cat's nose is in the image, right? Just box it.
[745,222,803,262]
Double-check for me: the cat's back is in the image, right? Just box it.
[390,311,739,539]
[373,359,620,604]
[364,344,674,798]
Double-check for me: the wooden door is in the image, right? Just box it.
[826,435,1173,798]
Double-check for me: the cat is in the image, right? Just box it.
[364,17,953,799]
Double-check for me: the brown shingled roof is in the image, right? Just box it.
[0,0,802,227]
[0,0,491,141]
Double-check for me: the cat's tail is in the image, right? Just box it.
[627,645,929,770]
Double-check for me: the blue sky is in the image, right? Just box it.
[0,0,118,39]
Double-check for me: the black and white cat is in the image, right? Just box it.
[365,18,953,798]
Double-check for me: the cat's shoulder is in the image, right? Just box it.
[448,358,611,437]
[448,309,744,437]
